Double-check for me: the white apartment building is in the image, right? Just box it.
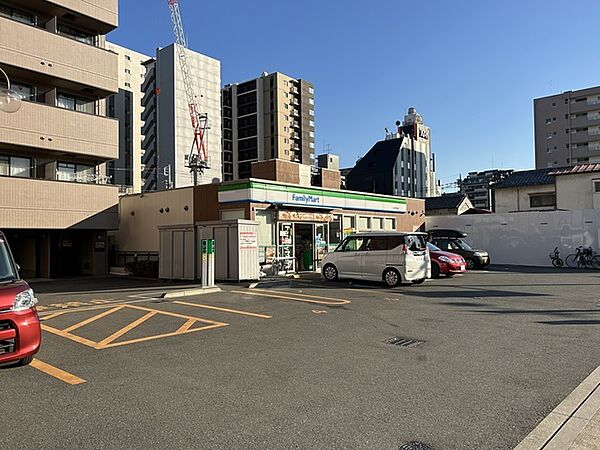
[105,42,150,194]
[142,44,222,191]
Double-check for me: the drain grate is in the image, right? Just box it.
[384,336,424,348]
[399,442,435,450]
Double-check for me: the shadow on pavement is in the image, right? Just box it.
[28,276,193,294]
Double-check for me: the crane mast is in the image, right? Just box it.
[167,0,208,185]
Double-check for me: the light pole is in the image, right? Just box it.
[0,66,22,113]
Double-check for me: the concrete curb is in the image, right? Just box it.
[161,287,222,298]
[515,365,600,449]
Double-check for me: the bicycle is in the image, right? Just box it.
[565,246,600,269]
[549,247,563,268]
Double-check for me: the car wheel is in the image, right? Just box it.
[16,355,34,367]
[411,278,425,285]
[465,258,477,270]
[431,263,441,278]
[322,264,338,281]
[382,268,400,288]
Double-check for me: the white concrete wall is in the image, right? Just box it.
[427,210,600,267]
[555,173,600,210]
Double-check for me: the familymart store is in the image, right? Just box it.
[218,179,425,273]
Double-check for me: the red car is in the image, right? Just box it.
[427,242,466,278]
[0,232,40,367]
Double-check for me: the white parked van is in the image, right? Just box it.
[321,232,431,287]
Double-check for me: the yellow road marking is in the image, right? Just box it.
[177,318,196,333]
[96,311,157,348]
[232,289,351,305]
[100,323,228,349]
[173,300,272,319]
[30,359,86,385]
[39,311,67,321]
[41,324,100,348]
[62,306,125,333]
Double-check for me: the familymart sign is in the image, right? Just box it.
[219,181,407,214]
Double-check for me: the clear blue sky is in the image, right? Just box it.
[109,0,600,188]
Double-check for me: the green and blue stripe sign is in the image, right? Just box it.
[218,181,407,214]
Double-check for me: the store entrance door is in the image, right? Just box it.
[314,223,328,271]
[295,224,314,272]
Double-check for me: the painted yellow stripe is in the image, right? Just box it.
[96,311,157,348]
[41,324,100,349]
[177,318,197,333]
[101,323,228,349]
[39,311,67,321]
[232,290,351,305]
[30,359,86,385]
[252,289,351,303]
[62,306,124,333]
[125,304,225,325]
[173,301,272,319]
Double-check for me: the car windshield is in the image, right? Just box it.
[0,237,18,281]
[455,239,474,251]
[405,234,427,251]
[427,242,442,252]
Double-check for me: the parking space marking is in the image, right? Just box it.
[231,289,351,306]
[30,359,86,385]
[41,303,229,350]
[173,301,272,319]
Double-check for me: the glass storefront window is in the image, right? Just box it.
[384,218,396,231]
[358,216,370,231]
[372,217,383,230]
[328,215,342,248]
[343,216,355,236]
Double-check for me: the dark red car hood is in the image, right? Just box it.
[0,279,30,310]
[430,250,464,261]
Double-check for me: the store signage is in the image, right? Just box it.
[239,231,258,250]
[290,193,322,205]
[418,127,430,141]
[277,210,334,222]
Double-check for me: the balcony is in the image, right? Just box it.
[0,176,118,229]
[26,0,118,33]
[0,16,118,95]
[0,100,118,160]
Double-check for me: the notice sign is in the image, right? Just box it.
[277,210,334,223]
[239,231,258,250]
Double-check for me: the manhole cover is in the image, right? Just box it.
[399,442,435,450]
[384,336,424,348]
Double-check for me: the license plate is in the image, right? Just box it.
[460,265,465,270]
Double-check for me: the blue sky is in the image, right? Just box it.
[109,0,600,188]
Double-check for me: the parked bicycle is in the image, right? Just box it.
[565,246,600,269]
[549,247,563,268]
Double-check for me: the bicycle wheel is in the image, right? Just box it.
[591,255,600,270]
[565,254,578,268]
[552,258,563,268]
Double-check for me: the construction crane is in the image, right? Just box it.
[166,0,209,186]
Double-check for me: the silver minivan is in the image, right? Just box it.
[321,232,431,287]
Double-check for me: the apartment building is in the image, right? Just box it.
[535,86,600,169]
[222,72,315,181]
[459,169,514,210]
[346,108,439,198]
[0,0,119,277]
[105,42,150,194]
[142,44,221,191]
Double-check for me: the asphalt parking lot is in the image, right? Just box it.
[2,268,600,449]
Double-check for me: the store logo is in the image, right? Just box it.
[291,193,321,204]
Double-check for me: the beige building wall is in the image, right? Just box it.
[116,188,195,252]
[495,185,556,213]
[555,173,600,210]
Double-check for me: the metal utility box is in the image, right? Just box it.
[158,225,195,280]
[197,219,259,281]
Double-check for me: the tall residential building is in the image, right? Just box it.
[142,44,221,191]
[346,108,439,198]
[458,169,514,210]
[535,86,600,169]
[0,0,119,277]
[105,42,150,194]
[222,72,315,181]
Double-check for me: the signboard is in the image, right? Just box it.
[277,210,334,223]
[239,231,257,250]
[290,193,322,205]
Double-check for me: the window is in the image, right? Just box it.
[365,237,388,251]
[0,4,34,24]
[308,87,314,94]
[593,180,600,193]
[358,216,371,231]
[340,237,366,252]
[57,162,94,182]
[284,103,288,109]
[384,218,396,231]
[309,98,314,105]
[372,217,383,230]
[0,80,33,101]
[125,55,131,61]
[58,23,95,45]
[57,93,95,114]
[0,155,31,178]
[343,216,356,234]
[125,82,131,88]
[530,193,555,208]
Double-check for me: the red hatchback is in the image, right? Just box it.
[427,242,466,278]
[0,232,40,367]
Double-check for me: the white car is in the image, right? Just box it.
[321,232,431,287]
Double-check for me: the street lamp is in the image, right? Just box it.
[0,66,22,113]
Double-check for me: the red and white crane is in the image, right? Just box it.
[167,0,209,185]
